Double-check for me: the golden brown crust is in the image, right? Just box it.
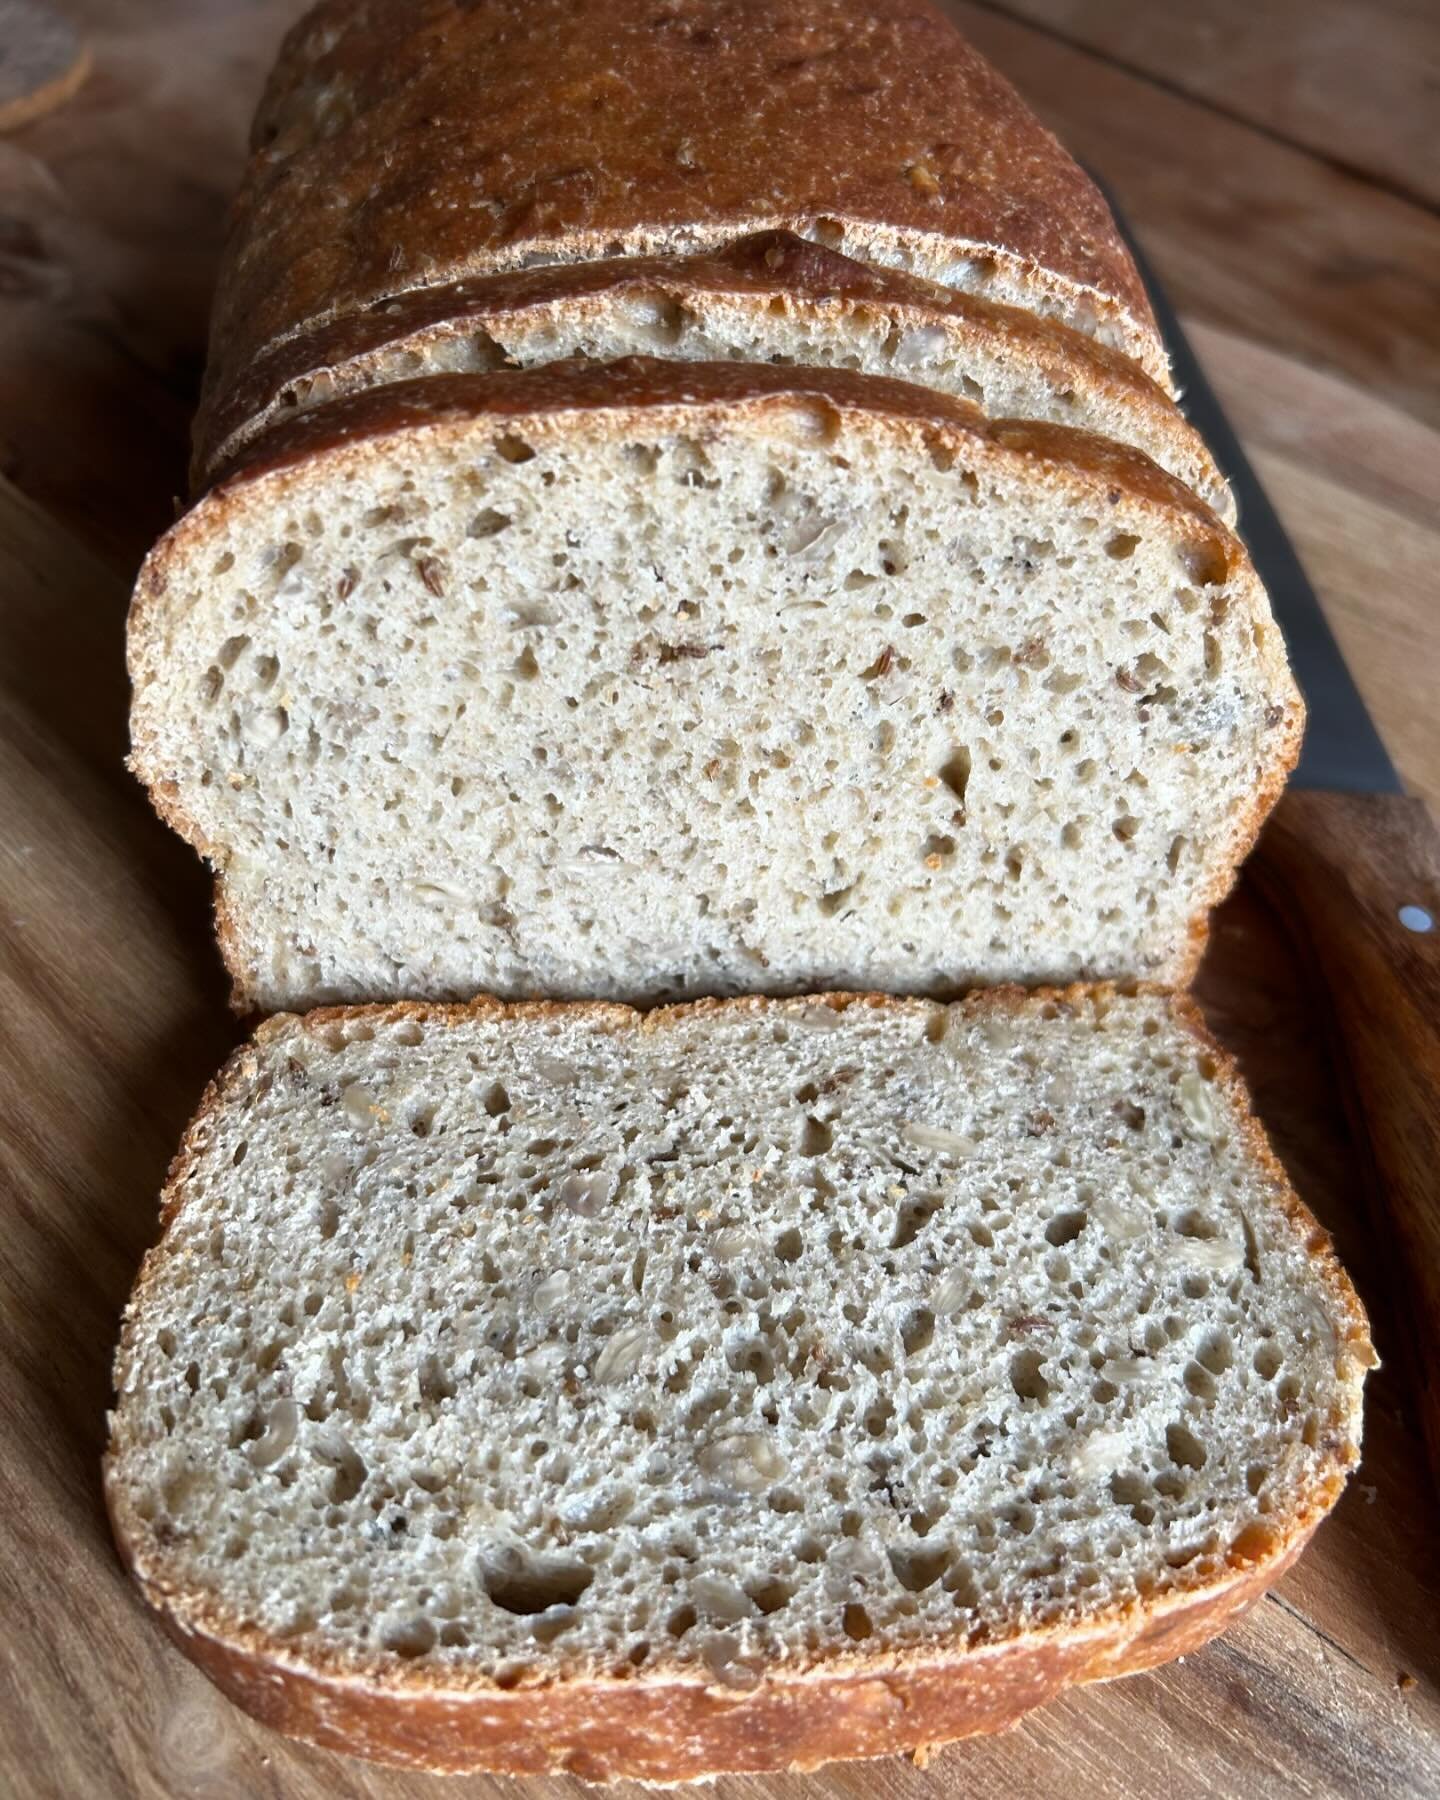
[193,232,1213,502]
[178,356,1234,552]
[111,1537,1311,1779]
[203,0,1166,416]
[104,985,1369,1779]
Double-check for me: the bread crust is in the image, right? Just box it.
[202,0,1167,417]
[129,356,1301,1011]
[158,354,1238,571]
[104,986,1370,1780]
[193,233,1222,511]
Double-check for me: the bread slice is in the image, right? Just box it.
[131,359,1298,1015]
[206,0,1169,414]
[195,233,1230,520]
[105,987,1372,1781]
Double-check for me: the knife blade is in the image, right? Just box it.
[1118,222,1398,796]
[1107,191,1440,1490]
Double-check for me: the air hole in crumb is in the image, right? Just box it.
[747,1578,794,1615]
[892,1195,941,1249]
[1197,1331,1233,1375]
[939,747,972,807]
[1174,1209,1216,1239]
[495,434,536,464]
[483,1082,511,1117]
[1182,541,1229,586]
[843,1603,873,1640]
[799,1116,833,1156]
[888,1545,952,1592]
[902,1308,935,1357]
[1110,1472,1152,1523]
[484,1556,593,1616]
[419,1355,456,1404]
[1044,1211,1087,1247]
[1203,632,1222,678]
[1167,1423,1207,1469]
[1010,1348,1050,1405]
[1184,1361,1217,1401]
[1106,532,1140,560]
[382,1617,436,1658]
[532,1610,579,1645]
[775,1227,803,1262]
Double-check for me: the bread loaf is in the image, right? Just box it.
[131,359,1298,1014]
[201,0,1170,442]
[105,987,1372,1781]
[195,233,1230,519]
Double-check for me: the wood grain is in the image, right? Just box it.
[1253,792,1440,1487]
[0,2,1437,1796]
[969,0,1440,207]
[947,0,1440,436]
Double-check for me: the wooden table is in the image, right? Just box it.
[1,4,1437,1796]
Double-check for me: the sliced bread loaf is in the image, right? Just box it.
[105,987,1372,1780]
[195,233,1230,520]
[131,359,1298,1014]
[204,0,1169,417]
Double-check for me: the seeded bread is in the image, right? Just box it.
[202,0,1170,435]
[194,233,1230,520]
[104,987,1372,1781]
[130,358,1299,1015]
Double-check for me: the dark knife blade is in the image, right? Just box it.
[1103,195,1401,796]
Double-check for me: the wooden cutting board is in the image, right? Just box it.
[1,3,1438,1796]
[1,473,1437,1798]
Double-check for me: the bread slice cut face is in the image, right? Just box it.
[105,989,1371,1780]
[130,360,1299,1013]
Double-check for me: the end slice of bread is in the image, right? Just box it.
[130,359,1300,1014]
[194,234,1229,519]
[210,0,1170,405]
[105,987,1371,1781]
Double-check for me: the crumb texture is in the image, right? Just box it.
[132,378,1297,1012]
[107,992,1367,1695]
